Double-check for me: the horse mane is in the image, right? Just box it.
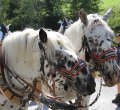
[43,29,76,61]
[2,28,76,67]
[64,19,84,53]
[2,28,41,74]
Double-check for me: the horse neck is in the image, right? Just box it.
[64,20,84,54]
[2,31,42,85]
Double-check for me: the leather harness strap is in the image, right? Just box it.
[0,41,59,106]
[41,76,56,96]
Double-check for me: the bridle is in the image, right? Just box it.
[38,39,88,82]
[79,21,117,69]
[37,38,100,109]
[92,48,117,64]
[80,35,117,65]
[59,59,87,80]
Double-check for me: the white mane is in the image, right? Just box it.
[64,19,84,53]
[43,30,76,61]
[2,28,41,84]
[2,28,76,83]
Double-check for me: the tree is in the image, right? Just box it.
[69,0,100,20]
[42,0,63,30]
[0,0,20,31]
[0,0,100,31]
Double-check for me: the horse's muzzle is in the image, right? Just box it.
[87,73,96,95]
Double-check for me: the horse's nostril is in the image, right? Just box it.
[52,73,56,78]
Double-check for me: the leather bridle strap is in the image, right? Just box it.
[92,48,117,64]
[41,77,56,96]
[38,41,56,96]
[2,60,57,97]
[0,60,41,94]
[59,59,87,79]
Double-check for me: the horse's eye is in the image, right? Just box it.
[46,64,49,68]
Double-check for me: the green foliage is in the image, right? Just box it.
[40,0,64,30]
[70,0,100,20]
[61,0,100,20]
[100,0,120,32]
[109,7,120,32]
[0,0,100,31]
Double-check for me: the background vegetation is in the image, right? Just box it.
[0,0,120,32]
[100,0,120,32]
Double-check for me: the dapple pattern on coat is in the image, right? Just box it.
[58,8,120,110]
[0,28,95,110]
[64,8,120,87]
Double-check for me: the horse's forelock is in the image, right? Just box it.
[45,31,76,61]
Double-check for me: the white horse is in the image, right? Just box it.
[64,8,120,86]
[57,8,120,109]
[0,28,95,110]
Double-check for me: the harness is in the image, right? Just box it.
[0,59,41,105]
[0,37,99,110]
[0,42,56,107]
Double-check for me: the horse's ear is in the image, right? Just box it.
[39,28,47,43]
[79,9,88,25]
[102,8,112,21]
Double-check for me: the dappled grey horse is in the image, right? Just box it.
[58,8,120,109]
[0,28,95,110]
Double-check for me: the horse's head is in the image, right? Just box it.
[79,8,120,86]
[39,28,95,96]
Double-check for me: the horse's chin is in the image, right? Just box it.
[103,74,119,87]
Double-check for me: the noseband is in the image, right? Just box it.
[80,35,117,66]
[92,48,117,64]
[59,59,87,79]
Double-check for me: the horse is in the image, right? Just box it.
[57,8,120,109]
[0,28,95,110]
[61,8,120,87]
